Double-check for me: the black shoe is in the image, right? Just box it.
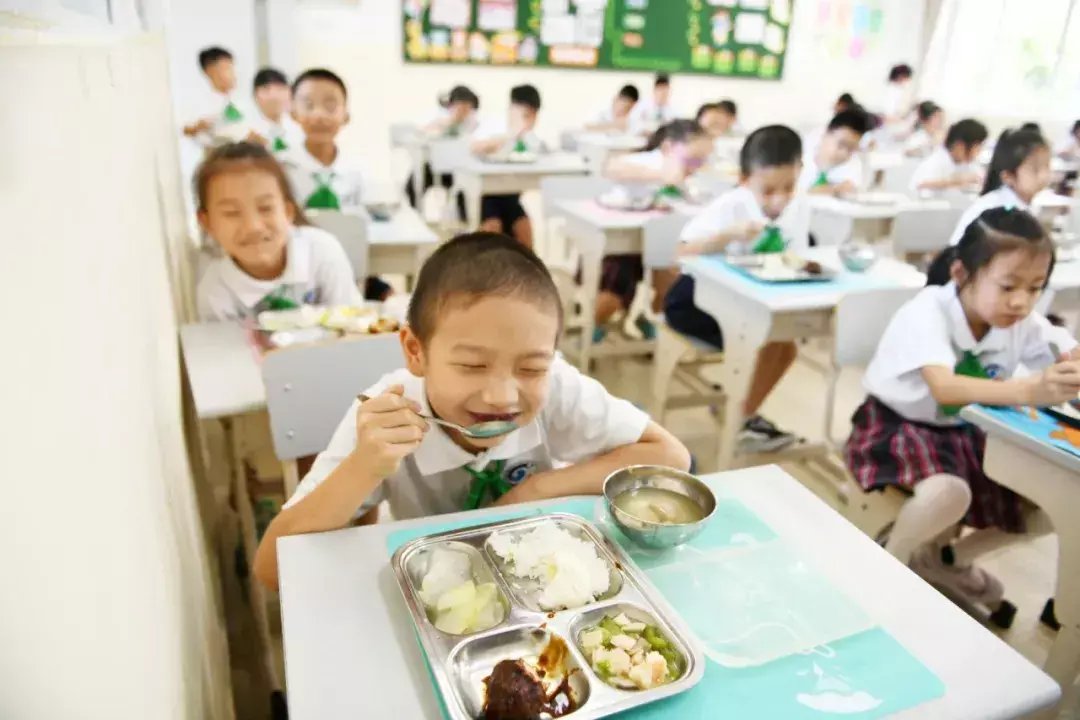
[737,415,797,453]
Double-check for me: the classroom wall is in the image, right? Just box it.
[292,0,925,179]
[0,24,231,720]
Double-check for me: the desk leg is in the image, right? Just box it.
[983,440,1080,717]
[564,219,607,371]
[689,279,772,470]
[409,146,424,210]
[222,416,282,692]
[458,173,482,230]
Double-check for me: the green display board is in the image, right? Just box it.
[403,0,794,80]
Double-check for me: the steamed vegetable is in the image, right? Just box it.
[578,613,683,690]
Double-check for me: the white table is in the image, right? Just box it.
[454,152,589,228]
[961,405,1080,718]
[682,248,925,470]
[571,132,647,174]
[554,198,698,369]
[808,194,953,247]
[276,465,1060,720]
[367,206,439,282]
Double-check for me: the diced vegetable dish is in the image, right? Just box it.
[578,613,683,690]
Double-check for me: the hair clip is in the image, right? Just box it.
[1003,203,1016,212]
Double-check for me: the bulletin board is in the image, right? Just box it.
[402,0,796,80]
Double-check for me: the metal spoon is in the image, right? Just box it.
[356,394,519,439]
[421,415,519,439]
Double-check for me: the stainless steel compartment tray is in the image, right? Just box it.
[391,512,705,719]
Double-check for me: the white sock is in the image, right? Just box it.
[885,474,972,565]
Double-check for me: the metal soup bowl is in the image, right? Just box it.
[603,466,717,549]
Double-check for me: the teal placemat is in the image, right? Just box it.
[385,497,944,719]
[690,255,902,300]
[975,404,1080,460]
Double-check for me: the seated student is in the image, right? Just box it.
[195,143,362,321]
[279,68,365,211]
[470,84,547,249]
[1055,120,1080,160]
[599,120,713,340]
[696,100,740,139]
[903,101,945,157]
[1020,121,1043,135]
[280,68,392,299]
[665,126,809,453]
[944,127,1051,248]
[182,46,246,146]
[252,232,692,589]
[845,207,1075,604]
[585,84,640,132]
[798,109,871,196]
[910,119,988,193]
[404,85,479,212]
[249,67,303,153]
[630,73,678,130]
[881,63,915,132]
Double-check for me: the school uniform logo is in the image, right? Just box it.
[984,363,1005,380]
[504,461,537,486]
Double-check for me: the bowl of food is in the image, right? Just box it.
[603,466,716,549]
[838,240,878,273]
[365,201,400,222]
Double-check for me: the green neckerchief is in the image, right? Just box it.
[942,350,990,416]
[272,135,288,152]
[752,225,786,254]
[446,124,461,138]
[223,102,244,123]
[656,184,683,199]
[262,286,298,311]
[463,460,509,510]
[513,138,528,153]
[305,173,341,210]
[813,170,830,187]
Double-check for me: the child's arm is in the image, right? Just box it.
[493,421,690,506]
[921,363,1080,408]
[678,220,765,257]
[253,387,427,590]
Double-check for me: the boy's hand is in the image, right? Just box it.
[246,130,269,146]
[183,117,214,137]
[734,220,766,241]
[352,385,428,478]
[492,472,551,507]
[1025,363,1080,406]
[831,180,857,197]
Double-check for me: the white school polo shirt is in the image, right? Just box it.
[251,110,303,153]
[279,144,366,211]
[862,283,1075,426]
[798,129,864,191]
[680,185,810,253]
[909,147,981,193]
[196,225,362,321]
[285,356,650,520]
[608,149,668,203]
[470,116,549,154]
[946,186,1027,247]
[630,99,679,128]
[903,129,934,157]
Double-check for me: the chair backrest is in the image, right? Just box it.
[428,139,471,175]
[642,212,692,269]
[307,210,369,281]
[539,175,613,219]
[390,123,420,147]
[888,205,966,256]
[834,287,920,368]
[261,334,406,461]
[880,159,921,194]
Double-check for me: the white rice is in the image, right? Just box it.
[489,521,610,610]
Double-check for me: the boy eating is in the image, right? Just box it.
[799,109,871,196]
[910,119,988,193]
[470,85,548,248]
[253,233,691,589]
[183,46,245,146]
[250,67,302,153]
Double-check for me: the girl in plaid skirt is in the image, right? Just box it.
[845,206,1078,605]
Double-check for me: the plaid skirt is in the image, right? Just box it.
[844,396,1025,532]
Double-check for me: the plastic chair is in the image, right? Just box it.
[822,287,918,539]
[539,175,613,263]
[880,159,921,194]
[647,213,728,424]
[888,205,965,265]
[307,210,369,282]
[261,333,406,497]
[390,122,420,148]
[428,139,471,230]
